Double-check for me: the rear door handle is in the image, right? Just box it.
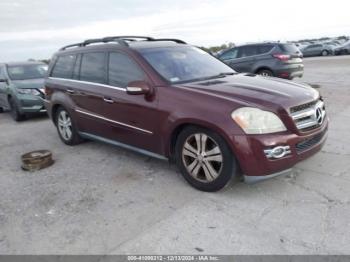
[103,97,114,103]
[66,89,75,94]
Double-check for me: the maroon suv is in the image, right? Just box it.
[44,36,328,191]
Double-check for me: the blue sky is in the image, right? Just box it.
[0,0,349,61]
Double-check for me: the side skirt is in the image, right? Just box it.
[78,132,168,161]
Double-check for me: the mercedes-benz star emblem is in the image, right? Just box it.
[315,107,323,125]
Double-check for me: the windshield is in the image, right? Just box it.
[7,64,48,80]
[140,46,235,84]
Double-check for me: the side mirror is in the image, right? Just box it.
[126,81,152,96]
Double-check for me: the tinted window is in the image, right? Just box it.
[279,44,300,53]
[108,52,145,88]
[51,55,76,78]
[8,64,48,80]
[238,46,258,58]
[257,44,273,54]
[219,48,238,60]
[80,52,106,84]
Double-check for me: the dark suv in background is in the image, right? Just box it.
[44,36,327,191]
[217,43,303,80]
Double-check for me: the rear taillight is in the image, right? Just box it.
[272,54,291,61]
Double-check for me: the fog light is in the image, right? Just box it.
[264,145,291,159]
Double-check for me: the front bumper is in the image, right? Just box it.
[17,95,46,113]
[230,118,328,183]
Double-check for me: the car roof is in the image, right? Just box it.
[55,36,188,55]
[233,42,293,48]
[2,61,46,66]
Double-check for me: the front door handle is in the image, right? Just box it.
[66,89,75,94]
[103,97,114,104]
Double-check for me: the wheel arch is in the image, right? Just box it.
[254,66,274,75]
[166,120,241,163]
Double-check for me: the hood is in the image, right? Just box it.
[175,74,319,112]
[11,78,45,89]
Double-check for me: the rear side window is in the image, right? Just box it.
[238,45,258,58]
[51,55,76,78]
[279,44,300,53]
[108,52,145,88]
[257,44,274,54]
[80,52,106,84]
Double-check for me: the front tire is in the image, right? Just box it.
[9,97,25,121]
[55,107,82,145]
[175,126,236,192]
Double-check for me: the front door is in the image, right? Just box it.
[101,51,161,154]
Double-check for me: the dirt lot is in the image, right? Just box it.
[0,56,349,255]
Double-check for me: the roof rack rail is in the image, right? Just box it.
[59,36,186,51]
[106,36,155,41]
[59,42,83,51]
[151,38,186,44]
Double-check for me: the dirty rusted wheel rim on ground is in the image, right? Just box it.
[21,150,54,171]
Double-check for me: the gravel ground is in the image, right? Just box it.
[0,55,349,255]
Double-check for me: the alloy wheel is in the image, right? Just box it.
[57,110,73,141]
[182,133,223,183]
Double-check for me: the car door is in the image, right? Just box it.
[0,65,9,109]
[302,45,313,56]
[100,51,161,154]
[70,51,114,138]
[232,45,258,73]
[220,46,256,73]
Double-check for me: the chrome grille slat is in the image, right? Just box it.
[290,100,326,131]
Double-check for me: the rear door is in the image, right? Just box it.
[70,51,113,137]
[219,45,257,73]
[233,45,258,73]
[303,44,320,56]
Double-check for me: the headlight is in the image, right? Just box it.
[231,107,287,134]
[17,88,41,96]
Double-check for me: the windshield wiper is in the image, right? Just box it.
[174,72,236,84]
[201,72,236,80]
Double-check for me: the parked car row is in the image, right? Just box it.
[294,38,350,57]
[0,36,328,191]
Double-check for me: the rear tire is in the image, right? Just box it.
[321,50,329,56]
[0,107,4,113]
[175,126,236,192]
[257,69,273,77]
[9,97,25,122]
[55,107,83,145]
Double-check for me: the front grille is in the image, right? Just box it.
[295,129,326,153]
[290,99,326,132]
[290,100,317,113]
